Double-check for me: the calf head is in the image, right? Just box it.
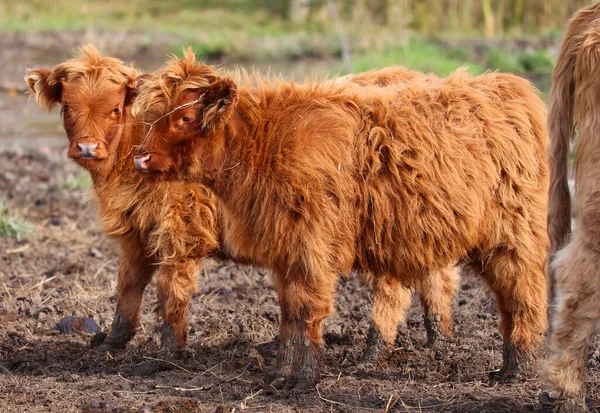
[132,49,238,183]
[25,45,142,174]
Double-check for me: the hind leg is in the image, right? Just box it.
[361,274,412,362]
[473,246,547,381]
[418,265,459,347]
[155,260,199,357]
[93,236,154,351]
[540,241,600,411]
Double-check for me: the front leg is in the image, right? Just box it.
[272,271,337,390]
[155,260,200,358]
[92,236,154,351]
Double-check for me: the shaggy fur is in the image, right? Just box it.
[343,67,459,349]
[25,48,457,358]
[540,3,600,410]
[25,45,220,355]
[133,52,549,387]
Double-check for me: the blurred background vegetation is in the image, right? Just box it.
[0,0,596,93]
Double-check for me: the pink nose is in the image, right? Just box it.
[134,153,151,172]
[78,143,98,158]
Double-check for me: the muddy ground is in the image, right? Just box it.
[1,150,599,413]
[0,30,596,413]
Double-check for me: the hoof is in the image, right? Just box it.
[129,360,171,377]
[424,315,442,348]
[488,368,518,383]
[539,390,587,412]
[90,332,126,353]
[269,374,316,393]
[359,324,385,364]
[488,342,529,383]
[90,332,108,348]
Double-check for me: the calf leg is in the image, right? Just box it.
[362,266,458,362]
[474,246,547,381]
[418,265,459,347]
[94,236,154,351]
[361,275,412,363]
[155,260,200,357]
[540,241,600,411]
[273,269,337,389]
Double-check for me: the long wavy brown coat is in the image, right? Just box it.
[25,46,220,354]
[25,46,457,357]
[133,52,549,386]
[540,2,600,410]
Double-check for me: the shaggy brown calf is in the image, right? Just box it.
[133,52,549,387]
[25,47,456,359]
[25,45,220,356]
[540,2,600,410]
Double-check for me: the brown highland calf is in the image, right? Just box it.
[133,51,549,387]
[540,2,600,411]
[25,46,457,360]
[25,45,220,356]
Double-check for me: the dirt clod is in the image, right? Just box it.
[51,316,102,335]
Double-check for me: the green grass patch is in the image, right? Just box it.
[0,199,34,241]
[60,172,92,191]
[349,38,485,76]
[348,38,554,79]
[0,0,310,37]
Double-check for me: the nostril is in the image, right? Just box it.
[77,143,98,158]
[134,154,151,171]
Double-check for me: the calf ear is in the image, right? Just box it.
[125,74,152,107]
[200,77,238,131]
[25,68,62,111]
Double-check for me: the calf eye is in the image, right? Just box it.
[113,108,121,115]
[182,115,193,123]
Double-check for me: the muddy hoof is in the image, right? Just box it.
[539,390,587,412]
[359,324,385,364]
[269,374,316,392]
[488,342,529,383]
[488,368,518,383]
[91,332,128,353]
[129,360,171,377]
[91,332,127,353]
[424,315,442,348]
[269,376,287,390]
[95,342,125,353]
[89,332,108,348]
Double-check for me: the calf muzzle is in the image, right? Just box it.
[134,153,151,172]
[77,143,98,159]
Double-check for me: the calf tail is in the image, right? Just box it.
[547,5,600,256]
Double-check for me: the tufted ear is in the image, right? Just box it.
[200,77,238,131]
[25,68,63,111]
[125,73,152,107]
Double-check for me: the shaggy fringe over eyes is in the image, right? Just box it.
[26,44,139,110]
[132,48,221,119]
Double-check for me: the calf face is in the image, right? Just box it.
[133,52,237,181]
[25,45,140,174]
